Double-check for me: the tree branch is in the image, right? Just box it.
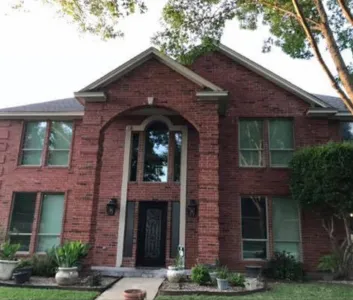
[337,0,353,27]
[256,0,321,29]
[291,0,353,114]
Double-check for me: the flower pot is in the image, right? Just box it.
[209,271,218,283]
[167,266,186,283]
[16,267,33,277]
[216,278,229,290]
[245,265,262,278]
[0,260,19,280]
[55,267,79,286]
[123,289,146,300]
[13,271,30,284]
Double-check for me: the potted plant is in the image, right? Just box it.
[0,241,20,280]
[216,266,229,290]
[317,254,338,281]
[13,259,33,284]
[209,259,220,283]
[53,241,89,286]
[167,253,186,283]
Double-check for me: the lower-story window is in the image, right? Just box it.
[272,197,301,260]
[8,192,65,253]
[241,196,268,260]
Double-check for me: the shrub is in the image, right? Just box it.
[0,241,20,260]
[54,241,90,268]
[318,254,339,273]
[31,253,57,277]
[17,259,33,268]
[191,264,211,285]
[217,266,229,279]
[264,251,305,281]
[228,272,245,287]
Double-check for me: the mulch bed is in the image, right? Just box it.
[0,276,120,292]
[158,280,268,296]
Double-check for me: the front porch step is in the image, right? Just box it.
[91,266,168,278]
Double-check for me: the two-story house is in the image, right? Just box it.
[0,45,351,272]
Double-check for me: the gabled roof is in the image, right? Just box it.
[217,44,329,108]
[78,47,224,93]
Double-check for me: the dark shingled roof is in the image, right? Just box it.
[0,94,347,113]
[314,94,347,111]
[0,98,83,113]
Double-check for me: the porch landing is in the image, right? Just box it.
[92,266,167,278]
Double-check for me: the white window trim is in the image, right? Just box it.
[240,196,269,261]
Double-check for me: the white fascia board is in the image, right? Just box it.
[306,108,338,116]
[218,44,329,108]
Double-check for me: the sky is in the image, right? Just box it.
[0,0,349,109]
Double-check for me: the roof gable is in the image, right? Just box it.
[78,47,224,93]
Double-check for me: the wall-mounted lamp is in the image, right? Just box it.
[106,198,118,216]
[187,200,198,218]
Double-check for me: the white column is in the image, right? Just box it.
[179,127,188,251]
[116,126,132,267]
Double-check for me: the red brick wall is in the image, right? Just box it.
[191,51,342,270]
[0,52,344,272]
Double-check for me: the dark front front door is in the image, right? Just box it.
[137,202,167,267]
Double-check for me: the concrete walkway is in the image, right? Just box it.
[97,277,164,300]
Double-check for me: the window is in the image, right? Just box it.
[20,121,73,167]
[143,122,169,182]
[241,196,267,259]
[36,194,65,252]
[8,193,37,251]
[21,122,47,165]
[47,122,73,166]
[269,119,294,167]
[129,133,140,181]
[341,122,353,141]
[8,192,65,253]
[273,197,301,260]
[123,202,135,257]
[239,120,264,167]
[173,132,182,182]
[170,202,180,258]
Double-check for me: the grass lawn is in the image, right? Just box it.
[157,283,353,300]
[0,287,99,300]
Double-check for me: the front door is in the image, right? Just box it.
[136,202,167,267]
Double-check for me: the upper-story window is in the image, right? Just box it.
[143,122,169,182]
[239,119,294,167]
[341,122,353,141]
[20,121,73,166]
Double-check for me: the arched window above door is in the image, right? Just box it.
[143,121,169,182]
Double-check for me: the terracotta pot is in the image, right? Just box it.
[123,289,146,300]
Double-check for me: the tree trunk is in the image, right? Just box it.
[314,0,353,110]
[291,0,353,114]
[337,0,353,27]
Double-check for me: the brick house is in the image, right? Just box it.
[0,45,351,272]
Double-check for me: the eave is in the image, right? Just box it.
[0,111,84,120]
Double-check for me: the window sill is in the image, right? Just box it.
[16,165,70,170]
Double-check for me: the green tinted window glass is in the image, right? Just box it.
[173,133,182,182]
[130,133,139,182]
[47,122,73,166]
[269,119,293,149]
[21,122,47,165]
[273,197,300,260]
[36,194,64,252]
[9,193,37,251]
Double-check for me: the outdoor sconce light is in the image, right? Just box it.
[187,200,198,218]
[106,198,118,216]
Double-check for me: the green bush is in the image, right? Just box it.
[31,252,57,277]
[191,264,211,285]
[0,241,20,260]
[318,254,339,273]
[264,251,305,281]
[228,272,245,287]
[216,266,229,279]
[53,241,90,268]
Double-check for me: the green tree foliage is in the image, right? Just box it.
[289,142,353,277]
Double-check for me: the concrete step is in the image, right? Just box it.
[91,266,167,278]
